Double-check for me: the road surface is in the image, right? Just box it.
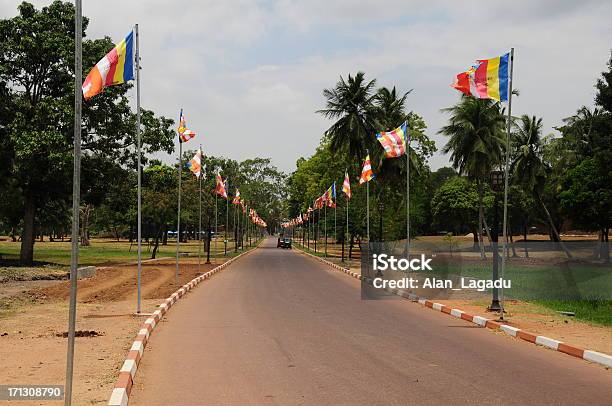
[130,238,611,405]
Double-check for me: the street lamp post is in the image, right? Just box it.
[488,170,504,312]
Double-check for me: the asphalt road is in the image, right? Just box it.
[130,237,611,405]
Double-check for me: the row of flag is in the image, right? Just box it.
[78,26,511,235]
[81,28,511,106]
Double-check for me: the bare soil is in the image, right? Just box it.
[0,257,229,405]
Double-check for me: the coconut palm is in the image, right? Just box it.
[375,86,411,129]
[439,96,506,257]
[512,115,572,258]
[317,72,380,163]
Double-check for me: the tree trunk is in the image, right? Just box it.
[151,225,162,259]
[349,234,354,259]
[19,194,36,266]
[536,192,572,259]
[472,227,479,251]
[509,233,518,257]
[162,224,168,245]
[523,223,529,258]
[601,228,610,264]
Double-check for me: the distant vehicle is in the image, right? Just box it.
[279,238,292,249]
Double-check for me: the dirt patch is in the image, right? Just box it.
[0,256,233,405]
[55,330,104,338]
[31,259,220,303]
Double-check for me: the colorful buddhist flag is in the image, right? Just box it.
[323,183,336,201]
[376,122,407,158]
[178,110,197,143]
[359,155,374,184]
[186,149,202,178]
[314,196,324,210]
[232,189,241,205]
[452,53,510,102]
[215,173,227,198]
[342,171,351,199]
[82,30,134,100]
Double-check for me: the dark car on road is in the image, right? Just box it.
[279,238,292,249]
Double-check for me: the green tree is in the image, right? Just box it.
[142,164,176,258]
[559,158,610,262]
[431,177,484,237]
[439,96,506,257]
[317,72,380,162]
[0,2,174,264]
[511,115,570,255]
[595,51,612,113]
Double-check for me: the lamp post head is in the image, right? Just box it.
[489,170,505,193]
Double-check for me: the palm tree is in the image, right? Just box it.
[317,72,379,162]
[375,86,411,129]
[439,96,506,257]
[512,115,572,258]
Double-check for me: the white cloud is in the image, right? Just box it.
[2,0,611,173]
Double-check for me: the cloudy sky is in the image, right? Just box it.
[3,1,611,172]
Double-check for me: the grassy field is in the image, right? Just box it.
[0,237,254,267]
[533,299,612,326]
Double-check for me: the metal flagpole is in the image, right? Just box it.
[65,2,82,404]
[175,112,182,284]
[406,125,410,258]
[324,203,327,257]
[366,181,370,242]
[225,180,229,256]
[366,149,370,242]
[135,24,142,314]
[314,204,318,253]
[334,182,337,252]
[500,47,514,318]
[236,200,240,250]
[345,193,349,262]
[233,191,237,253]
[215,192,218,263]
[198,145,202,274]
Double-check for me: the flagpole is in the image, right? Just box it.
[225,180,229,256]
[366,149,370,243]
[135,24,142,314]
[233,191,237,253]
[345,194,349,263]
[334,182,337,254]
[65,1,82,404]
[406,124,410,258]
[215,192,218,263]
[175,112,182,284]
[500,47,514,319]
[324,203,327,257]
[314,204,318,253]
[198,145,202,275]
[236,200,240,251]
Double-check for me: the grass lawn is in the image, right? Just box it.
[0,237,254,267]
[533,299,612,327]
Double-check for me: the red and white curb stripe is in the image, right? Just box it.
[295,247,612,370]
[108,244,261,406]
